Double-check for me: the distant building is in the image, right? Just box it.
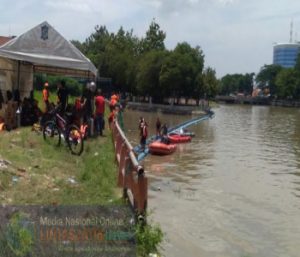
[273,43,300,68]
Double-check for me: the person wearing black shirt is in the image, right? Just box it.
[156,117,161,137]
[160,124,169,144]
[82,84,94,123]
[57,80,68,112]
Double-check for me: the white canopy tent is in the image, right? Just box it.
[0,21,97,78]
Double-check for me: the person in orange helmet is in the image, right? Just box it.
[109,92,118,111]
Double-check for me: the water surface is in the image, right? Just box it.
[123,105,300,257]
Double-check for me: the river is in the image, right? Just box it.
[123,104,300,257]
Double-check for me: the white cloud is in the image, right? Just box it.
[1,0,300,77]
[188,0,199,4]
[215,0,237,5]
[45,0,92,13]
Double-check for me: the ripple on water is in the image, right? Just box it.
[124,106,300,257]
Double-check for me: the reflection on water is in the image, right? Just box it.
[123,105,300,257]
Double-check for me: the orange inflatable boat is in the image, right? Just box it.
[149,141,177,155]
[167,134,192,143]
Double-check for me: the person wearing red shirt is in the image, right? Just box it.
[94,89,105,136]
[140,121,148,151]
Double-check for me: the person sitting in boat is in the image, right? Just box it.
[160,123,169,144]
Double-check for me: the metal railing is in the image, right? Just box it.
[111,117,148,217]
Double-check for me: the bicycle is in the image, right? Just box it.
[42,105,84,156]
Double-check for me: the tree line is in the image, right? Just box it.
[65,20,300,101]
[255,55,300,99]
[218,73,255,96]
[218,54,300,100]
[71,21,218,104]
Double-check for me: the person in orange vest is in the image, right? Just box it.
[109,92,118,111]
[108,104,121,130]
[42,81,50,112]
[94,89,105,136]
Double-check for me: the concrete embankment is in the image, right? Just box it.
[215,96,300,107]
[271,100,300,107]
[126,102,206,115]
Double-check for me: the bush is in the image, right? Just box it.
[135,222,163,257]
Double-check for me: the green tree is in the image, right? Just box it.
[242,73,255,95]
[83,25,112,75]
[219,73,254,95]
[219,74,239,95]
[174,43,204,103]
[82,25,140,92]
[275,68,298,99]
[136,50,168,102]
[293,53,300,99]
[106,27,140,92]
[140,20,166,53]
[70,40,86,54]
[159,42,204,103]
[159,51,185,102]
[202,67,219,98]
[71,21,213,100]
[294,53,300,72]
[255,64,282,96]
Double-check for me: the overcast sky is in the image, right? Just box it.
[1,0,300,78]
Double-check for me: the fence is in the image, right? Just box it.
[111,117,148,218]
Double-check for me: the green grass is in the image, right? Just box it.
[136,221,163,257]
[0,127,164,256]
[0,108,164,255]
[0,127,120,205]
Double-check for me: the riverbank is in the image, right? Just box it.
[0,127,119,204]
[215,95,300,107]
[126,101,207,115]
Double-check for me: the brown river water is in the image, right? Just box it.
[123,104,300,257]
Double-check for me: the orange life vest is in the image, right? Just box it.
[42,88,49,101]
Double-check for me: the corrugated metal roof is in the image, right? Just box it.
[0,36,13,46]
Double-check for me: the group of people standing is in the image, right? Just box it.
[139,117,169,151]
[42,80,106,137]
[74,82,106,137]
[42,80,68,113]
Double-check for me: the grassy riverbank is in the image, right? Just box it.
[0,126,163,257]
[0,94,164,256]
[0,127,119,204]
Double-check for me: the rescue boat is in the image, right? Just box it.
[149,141,177,155]
[167,134,192,143]
[169,131,195,137]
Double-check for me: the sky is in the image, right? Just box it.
[1,0,300,78]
